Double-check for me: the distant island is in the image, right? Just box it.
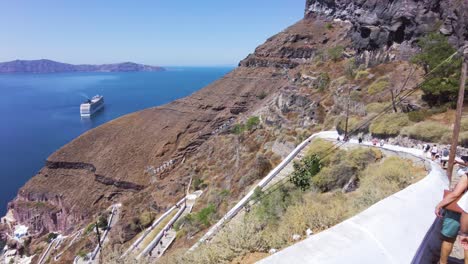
[0,59,165,73]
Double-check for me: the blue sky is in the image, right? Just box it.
[0,0,305,66]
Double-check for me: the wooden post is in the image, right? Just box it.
[344,87,351,140]
[447,46,467,183]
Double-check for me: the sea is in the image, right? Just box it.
[0,67,233,215]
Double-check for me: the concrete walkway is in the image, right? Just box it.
[258,138,448,263]
[147,192,201,260]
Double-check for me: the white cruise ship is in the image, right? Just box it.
[80,95,104,117]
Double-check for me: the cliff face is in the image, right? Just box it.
[0,59,165,73]
[305,0,468,50]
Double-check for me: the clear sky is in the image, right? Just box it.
[0,0,305,66]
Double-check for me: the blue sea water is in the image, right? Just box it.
[0,67,233,215]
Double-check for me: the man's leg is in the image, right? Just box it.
[460,212,468,264]
[440,239,455,264]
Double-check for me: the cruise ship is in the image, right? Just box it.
[80,95,104,117]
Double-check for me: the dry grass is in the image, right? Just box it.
[401,121,450,142]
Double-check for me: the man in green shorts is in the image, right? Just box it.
[440,210,461,263]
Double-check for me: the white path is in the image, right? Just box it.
[258,138,448,264]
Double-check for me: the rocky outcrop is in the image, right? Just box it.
[305,0,468,51]
[0,59,165,73]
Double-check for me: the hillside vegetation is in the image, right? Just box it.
[159,139,426,264]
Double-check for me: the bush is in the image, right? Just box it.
[316,72,330,91]
[84,223,96,235]
[97,215,108,229]
[401,121,450,142]
[139,211,154,228]
[46,233,58,243]
[325,23,333,30]
[246,116,260,130]
[355,70,369,80]
[290,155,321,191]
[442,131,468,147]
[369,113,411,137]
[335,115,367,135]
[231,124,246,135]
[192,178,207,190]
[407,110,430,122]
[196,204,216,227]
[312,148,379,192]
[327,46,344,62]
[366,102,390,113]
[367,77,389,95]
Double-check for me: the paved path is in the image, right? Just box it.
[258,139,448,264]
[148,194,200,260]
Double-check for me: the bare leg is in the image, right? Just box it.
[460,213,468,264]
[440,240,454,264]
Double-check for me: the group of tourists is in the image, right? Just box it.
[436,158,468,263]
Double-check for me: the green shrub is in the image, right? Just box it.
[231,124,246,135]
[192,178,207,190]
[327,46,344,62]
[412,33,461,106]
[46,232,58,243]
[290,155,321,191]
[366,102,390,113]
[407,110,430,122]
[401,121,450,142]
[196,204,216,227]
[246,116,260,130]
[312,148,379,192]
[325,23,333,30]
[84,223,96,235]
[316,72,330,91]
[367,77,389,95]
[369,113,411,137]
[97,215,108,229]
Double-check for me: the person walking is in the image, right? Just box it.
[431,144,439,160]
[441,148,450,168]
[435,171,468,264]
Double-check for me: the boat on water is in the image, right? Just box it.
[80,95,104,117]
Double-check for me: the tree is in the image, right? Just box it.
[290,155,321,191]
[412,33,464,106]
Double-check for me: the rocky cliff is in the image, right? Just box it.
[0,59,165,73]
[2,0,468,262]
[305,0,468,50]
